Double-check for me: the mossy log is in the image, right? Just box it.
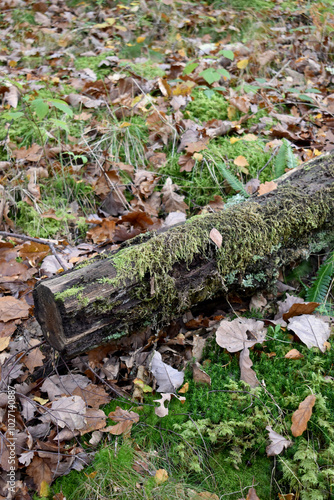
[33,153,334,356]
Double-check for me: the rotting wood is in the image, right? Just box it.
[33,152,334,356]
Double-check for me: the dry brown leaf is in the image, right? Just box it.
[285,349,304,359]
[291,394,316,437]
[258,180,277,195]
[192,362,211,386]
[106,407,139,435]
[266,426,293,456]
[245,487,260,500]
[239,347,259,388]
[161,177,188,213]
[22,347,45,373]
[209,228,222,248]
[0,296,30,322]
[282,301,319,321]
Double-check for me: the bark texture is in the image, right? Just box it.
[33,153,334,356]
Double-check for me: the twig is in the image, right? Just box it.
[0,230,69,271]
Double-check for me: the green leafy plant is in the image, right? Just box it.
[274,138,298,178]
[306,248,334,304]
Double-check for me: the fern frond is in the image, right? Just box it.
[217,162,249,198]
[306,249,334,303]
[274,139,298,178]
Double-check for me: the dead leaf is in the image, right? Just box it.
[266,426,293,456]
[4,85,19,108]
[239,347,259,388]
[155,469,168,484]
[216,318,265,353]
[291,394,316,437]
[287,315,330,353]
[42,396,86,430]
[193,362,211,386]
[161,177,188,214]
[209,228,222,248]
[285,349,304,359]
[258,181,277,195]
[106,407,139,435]
[0,296,30,322]
[150,351,184,393]
[282,301,319,321]
[245,486,260,500]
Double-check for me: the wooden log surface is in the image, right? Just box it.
[33,153,334,356]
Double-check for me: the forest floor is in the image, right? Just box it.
[0,0,334,499]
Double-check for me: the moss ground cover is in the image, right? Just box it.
[51,328,334,499]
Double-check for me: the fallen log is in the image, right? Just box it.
[33,153,334,356]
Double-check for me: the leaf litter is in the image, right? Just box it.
[0,0,334,497]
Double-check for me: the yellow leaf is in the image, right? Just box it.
[115,25,127,32]
[227,105,238,120]
[33,396,49,405]
[324,341,331,351]
[237,59,249,69]
[178,48,186,57]
[9,60,17,67]
[84,471,97,479]
[137,36,146,43]
[193,153,203,161]
[178,382,189,394]
[0,336,10,352]
[314,149,322,156]
[119,122,131,128]
[230,137,240,144]
[243,133,257,141]
[176,33,182,41]
[234,155,249,167]
[106,17,116,25]
[39,481,49,497]
[117,4,130,9]
[155,469,168,484]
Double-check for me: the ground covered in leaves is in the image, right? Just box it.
[0,0,334,498]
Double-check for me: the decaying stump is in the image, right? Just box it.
[33,153,334,356]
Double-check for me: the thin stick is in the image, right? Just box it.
[0,231,69,270]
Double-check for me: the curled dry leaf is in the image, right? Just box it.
[283,301,319,321]
[192,362,211,386]
[285,349,304,359]
[291,394,316,437]
[258,180,277,195]
[209,228,222,248]
[266,426,293,456]
[288,315,330,353]
[239,347,259,388]
[155,469,168,484]
[150,351,184,393]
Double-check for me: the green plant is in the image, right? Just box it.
[274,138,298,177]
[306,248,334,307]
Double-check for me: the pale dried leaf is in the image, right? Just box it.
[239,347,259,388]
[43,395,86,430]
[216,318,265,353]
[209,228,222,248]
[161,177,188,213]
[285,349,304,359]
[288,315,330,352]
[266,426,293,456]
[258,180,277,195]
[275,294,304,320]
[150,351,184,393]
[4,86,19,108]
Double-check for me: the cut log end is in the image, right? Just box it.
[33,284,65,352]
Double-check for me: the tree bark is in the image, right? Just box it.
[33,153,334,356]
